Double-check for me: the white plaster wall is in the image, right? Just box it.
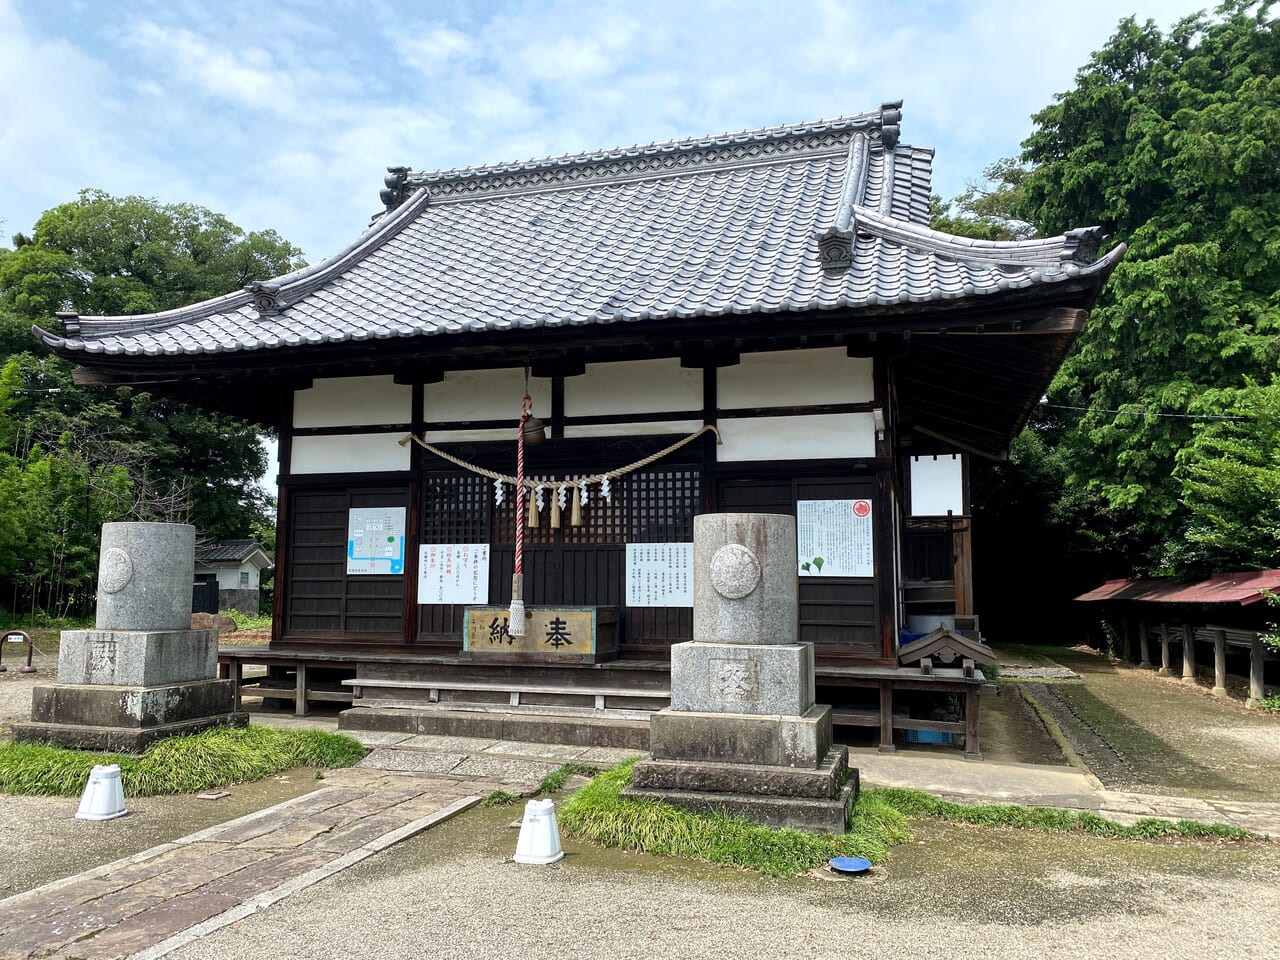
[423,427,513,443]
[717,413,876,461]
[718,348,873,408]
[910,454,965,515]
[213,566,259,591]
[293,375,411,428]
[566,359,703,417]
[425,368,553,423]
[565,419,705,439]
[291,434,410,474]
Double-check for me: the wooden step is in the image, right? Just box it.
[342,678,669,699]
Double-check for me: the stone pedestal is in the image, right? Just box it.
[623,514,857,834]
[13,522,247,752]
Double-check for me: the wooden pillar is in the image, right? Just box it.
[964,687,982,761]
[1248,637,1266,708]
[1181,623,1198,685]
[232,660,244,711]
[1138,620,1153,668]
[295,660,309,717]
[1211,629,1228,697]
[1121,616,1134,662]
[1158,624,1173,676]
[878,680,895,753]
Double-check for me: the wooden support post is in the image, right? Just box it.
[1138,620,1152,668]
[1181,623,1197,685]
[1248,637,1266,708]
[232,660,243,711]
[1211,629,1228,697]
[878,681,895,753]
[295,660,309,717]
[964,687,982,761]
[1158,624,1173,676]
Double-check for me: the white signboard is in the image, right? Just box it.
[796,499,873,577]
[417,544,491,605]
[626,542,694,608]
[347,507,406,575]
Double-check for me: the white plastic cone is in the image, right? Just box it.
[513,798,564,864]
[75,763,128,821]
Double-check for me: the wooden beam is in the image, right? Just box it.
[930,307,1087,336]
[913,426,1008,462]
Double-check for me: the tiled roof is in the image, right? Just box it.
[195,540,270,564]
[35,105,1120,360]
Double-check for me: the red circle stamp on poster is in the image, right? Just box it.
[852,500,871,518]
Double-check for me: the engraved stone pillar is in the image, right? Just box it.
[625,514,856,834]
[1138,620,1153,669]
[14,522,247,752]
[1211,629,1228,697]
[1158,624,1173,676]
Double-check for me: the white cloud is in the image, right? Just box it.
[0,0,1217,260]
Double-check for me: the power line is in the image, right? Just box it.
[1039,402,1249,422]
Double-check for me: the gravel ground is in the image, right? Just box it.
[165,803,1280,960]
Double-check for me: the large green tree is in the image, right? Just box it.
[0,191,304,616]
[1013,1,1280,573]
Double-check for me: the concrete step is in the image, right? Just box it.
[339,705,651,750]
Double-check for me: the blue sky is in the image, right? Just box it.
[2,0,1207,264]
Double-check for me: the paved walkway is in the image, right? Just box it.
[2,720,1273,960]
[0,730,635,960]
[850,748,1280,834]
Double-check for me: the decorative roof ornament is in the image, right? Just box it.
[1061,226,1107,264]
[380,166,412,212]
[816,228,854,271]
[244,281,288,317]
[878,101,903,149]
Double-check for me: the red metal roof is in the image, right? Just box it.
[1075,570,1280,605]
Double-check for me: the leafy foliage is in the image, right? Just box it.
[1013,2,1280,573]
[0,192,303,616]
[930,157,1036,241]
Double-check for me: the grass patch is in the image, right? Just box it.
[222,609,273,631]
[537,762,601,796]
[0,725,365,797]
[558,759,910,878]
[483,790,521,807]
[871,787,1256,841]
[1257,693,1280,713]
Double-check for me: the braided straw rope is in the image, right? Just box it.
[399,424,722,489]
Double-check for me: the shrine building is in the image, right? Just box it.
[36,103,1123,753]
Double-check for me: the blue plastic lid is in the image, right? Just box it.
[828,856,872,874]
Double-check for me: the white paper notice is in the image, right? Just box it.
[417,544,491,605]
[796,499,873,577]
[347,507,406,575]
[626,543,694,608]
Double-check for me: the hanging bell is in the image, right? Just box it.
[522,415,547,446]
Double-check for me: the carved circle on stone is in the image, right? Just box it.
[709,544,762,600]
[99,547,134,594]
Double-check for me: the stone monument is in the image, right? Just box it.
[623,513,857,833]
[14,522,247,751]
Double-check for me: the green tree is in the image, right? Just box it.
[1014,1,1280,572]
[0,192,304,616]
[1169,380,1280,573]
[930,158,1035,242]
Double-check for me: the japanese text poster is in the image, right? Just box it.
[626,542,694,607]
[347,507,406,575]
[796,499,873,577]
[417,544,491,605]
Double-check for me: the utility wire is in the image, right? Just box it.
[1039,402,1248,421]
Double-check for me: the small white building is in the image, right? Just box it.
[194,540,273,615]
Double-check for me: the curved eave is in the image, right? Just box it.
[38,187,434,347]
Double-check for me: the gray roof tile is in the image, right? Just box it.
[38,107,1120,360]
